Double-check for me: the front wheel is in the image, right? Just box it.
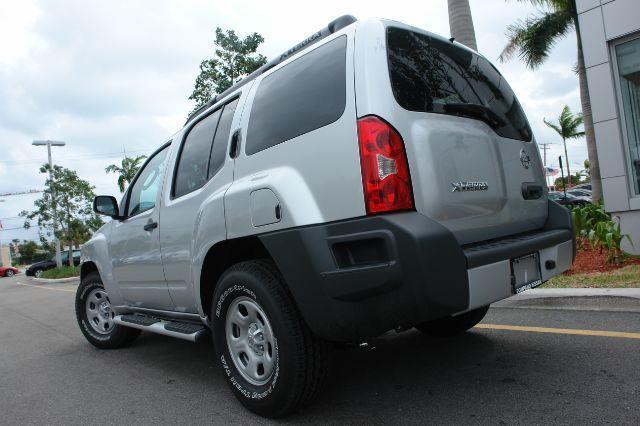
[415,305,490,337]
[33,269,43,278]
[211,260,328,418]
[75,271,140,349]
[5,269,14,277]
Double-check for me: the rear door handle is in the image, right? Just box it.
[144,221,158,231]
[229,129,241,159]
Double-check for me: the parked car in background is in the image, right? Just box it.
[548,191,590,206]
[26,250,81,278]
[567,188,592,198]
[574,183,592,191]
[0,266,19,278]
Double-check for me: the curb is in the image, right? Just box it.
[33,276,80,284]
[513,288,640,300]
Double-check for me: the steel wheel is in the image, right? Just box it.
[225,296,277,386]
[85,288,115,335]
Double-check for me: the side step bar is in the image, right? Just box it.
[113,314,208,343]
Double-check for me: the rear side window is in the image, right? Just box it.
[208,98,239,177]
[387,27,532,142]
[245,35,347,155]
[174,109,222,198]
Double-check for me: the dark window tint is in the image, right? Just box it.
[127,146,169,216]
[387,27,532,141]
[208,98,239,177]
[174,109,221,197]
[246,36,347,155]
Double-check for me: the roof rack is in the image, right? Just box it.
[185,15,357,125]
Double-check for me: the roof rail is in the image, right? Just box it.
[184,15,357,125]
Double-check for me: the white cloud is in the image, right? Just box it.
[0,0,588,240]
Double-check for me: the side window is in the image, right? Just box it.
[174,109,222,198]
[208,98,239,178]
[245,35,347,155]
[127,146,169,216]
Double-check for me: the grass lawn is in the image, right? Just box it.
[543,265,640,289]
[40,265,80,279]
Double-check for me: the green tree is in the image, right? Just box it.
[21,164,103,266]
[105,154,147,193]
[544,105,584,185]
[499,0,602,202]
[554,172,585,188]
[17,240,37,264]
[189,27,267,111]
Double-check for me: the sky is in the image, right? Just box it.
[0,0,586,242]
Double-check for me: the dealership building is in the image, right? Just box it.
[577,0,640,253]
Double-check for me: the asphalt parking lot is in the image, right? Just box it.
[1,274,639,424]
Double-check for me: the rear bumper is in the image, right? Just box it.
[259,200,574,342]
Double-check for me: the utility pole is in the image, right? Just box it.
[32,140,66,268]
[539,143,552,187]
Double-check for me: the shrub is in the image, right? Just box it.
[569,203,633,264]
[40,266,80,279]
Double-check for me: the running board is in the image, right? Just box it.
[113,314,208,343]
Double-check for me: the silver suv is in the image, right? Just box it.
[77,16,574,418]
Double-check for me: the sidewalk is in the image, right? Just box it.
[494,288,640,312]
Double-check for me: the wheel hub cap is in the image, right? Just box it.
[225,296,277,386]
[247,323,265,356]
[85,288,114,335]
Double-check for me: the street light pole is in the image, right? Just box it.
[32,140,66,268]
[539,143,552,187]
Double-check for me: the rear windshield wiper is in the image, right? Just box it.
[443,102,506,129]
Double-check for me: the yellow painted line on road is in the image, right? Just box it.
[15,281,76,293]
[476,323,640,340]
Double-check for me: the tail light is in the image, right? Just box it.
[357,115,413,214]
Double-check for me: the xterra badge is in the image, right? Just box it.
[451,181,489,192]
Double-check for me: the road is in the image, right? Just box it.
[1,274,639,424]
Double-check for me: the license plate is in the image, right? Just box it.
[511,253,542,294]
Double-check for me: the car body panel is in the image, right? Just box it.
[224,24,363,240]
[354,19,547,244]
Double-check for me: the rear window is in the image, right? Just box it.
[387,27,532,142]
[245,35,347,155]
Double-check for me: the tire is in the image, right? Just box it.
[5,270,14,277]
[211,260,328,418]
[415,305,490,337]
[75,271,140,349]
[33,269,43,278]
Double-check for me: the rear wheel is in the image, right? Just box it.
[415,305,489,337]
[75,271,140,349]
[211,260,328,418]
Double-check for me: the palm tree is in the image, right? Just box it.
[447,0,478,50]
[544,105,584,185]
[105,155,147,193]
[499,0,601,202]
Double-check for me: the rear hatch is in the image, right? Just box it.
[385,26,547,245]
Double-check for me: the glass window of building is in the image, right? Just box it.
[615,37,640,195]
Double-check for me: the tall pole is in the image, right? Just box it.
[559,156,567,201]
[33,140,66,268]
[539,143,552,187]
[448,0,478,51]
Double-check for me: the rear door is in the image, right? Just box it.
[159,92,245,313]
[355,21,547,245]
